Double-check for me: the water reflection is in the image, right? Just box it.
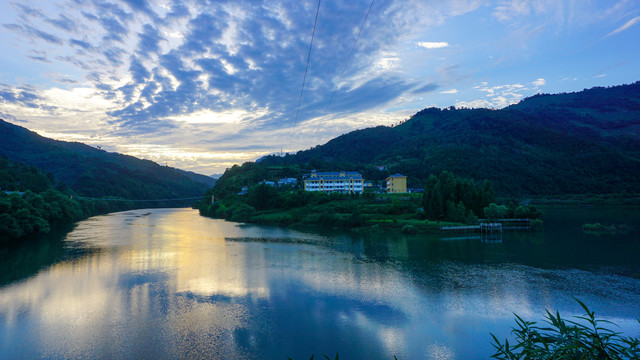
[0,208,638,359]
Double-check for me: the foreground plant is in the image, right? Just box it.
[491,299,640,359]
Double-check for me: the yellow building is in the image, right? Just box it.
[386,174,407,193]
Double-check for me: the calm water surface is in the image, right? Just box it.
[0,207,639,359]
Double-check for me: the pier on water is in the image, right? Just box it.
[440,219,532,233]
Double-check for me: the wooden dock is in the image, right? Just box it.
[441,219,533,233]
[440,223,503,233]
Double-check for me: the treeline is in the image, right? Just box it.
[199,164,541,232]
[422,171,494,222]
[420,171,541,225]
[1,190,83,243]
[261,82,640,196]
[0,158,156,244]
[200,184,369,226]
[0,119,212,200]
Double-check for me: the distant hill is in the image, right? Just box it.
[0,119,213,200]
[261,82,640,195]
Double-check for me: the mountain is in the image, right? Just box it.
[262,82,640,195]
[0,119,212,200]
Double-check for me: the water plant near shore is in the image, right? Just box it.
[491,299,640,359]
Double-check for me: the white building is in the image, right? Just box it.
[302,170,364,194]
[277,177,298,187]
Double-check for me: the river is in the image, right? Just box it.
[0,207,639,359]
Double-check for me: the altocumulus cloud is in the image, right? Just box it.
[1,0,471,137]
[2,0,634,173]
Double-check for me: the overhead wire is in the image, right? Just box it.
[73,196,204,202]
[289,0,322,150]
[324,0,375,115]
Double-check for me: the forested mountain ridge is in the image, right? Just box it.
[0,119,213,200]
[263,81,640,195]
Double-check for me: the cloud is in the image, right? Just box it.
[0,86,45,109]
[136,24,164,56]
[412,83,440,94]
[45,14,77,32]
[167,108,268,124]
[11,3,45,19]
[604,16,640,38]
[27,55,51,63]
[416,41,449,49]
[122,0,157,18]
[1,0,578,174]
[456,82,529,109]
[532,78,545,87]
[69,38,94,50]
[2,23,63,44]
[27,50,51,63]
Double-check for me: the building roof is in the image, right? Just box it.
[304,171,363,181]
[387,173,407,178]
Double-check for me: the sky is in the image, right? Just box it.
[0,0,639,175]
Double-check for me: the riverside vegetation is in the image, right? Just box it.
[0,157,196,244]
[198,167,543,232]
[491,299,640,360]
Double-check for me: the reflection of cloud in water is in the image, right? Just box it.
[0,208,638,359]
[426,343,455,360]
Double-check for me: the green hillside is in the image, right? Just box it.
[0,119,213,200]
[262,82,640,195]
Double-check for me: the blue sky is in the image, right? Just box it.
[0,0,639,175]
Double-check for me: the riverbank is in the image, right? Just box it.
[0,189,181,245]
[199,190,543,234]
[526,193,640,207]
[200,191,453,233]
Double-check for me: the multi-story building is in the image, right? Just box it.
[303,170,364,194]
[386,173,407,193]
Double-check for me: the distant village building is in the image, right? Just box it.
[303,170,364,194]
[277,177,298,187]
[238,186,249,195]
[259,180,275,186]
[386,174,407,193]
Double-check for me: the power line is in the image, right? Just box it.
[324,0,375,115]
[289,0,322,150]
[74,196,203,202]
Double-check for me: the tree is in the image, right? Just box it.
[422,171,495,221]
[484,203,508,220]
[246,184,280,211]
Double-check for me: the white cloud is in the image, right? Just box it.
[440,89,458,94]
[593,74,606,78]
[167,109,267,124]
[604,16,640,38]
[456,82,529,109]
[417,41,449,49]
[532,78,545,87]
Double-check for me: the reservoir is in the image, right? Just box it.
[0,207,639,359]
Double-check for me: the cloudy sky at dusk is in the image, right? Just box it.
[1,0,639,175]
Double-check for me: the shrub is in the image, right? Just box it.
[530,219,544,231]
[401,224,417,234]
[491,299,640,359]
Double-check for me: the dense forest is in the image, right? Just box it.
[261,82,640,195]
[0,119,214,200]
[0,157,148,244]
